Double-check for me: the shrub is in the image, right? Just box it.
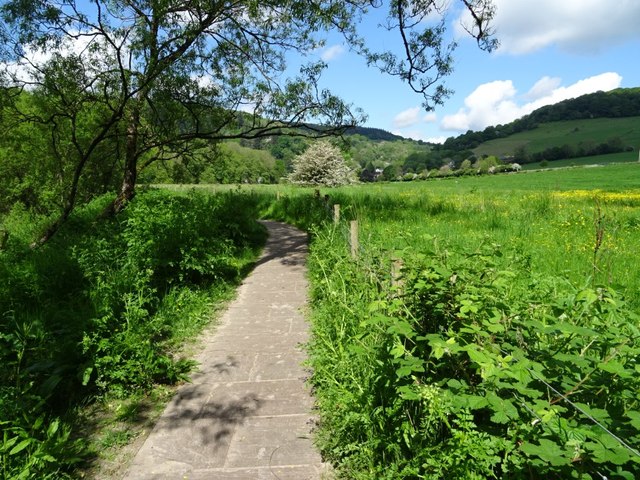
[0,188,266,476]
[289,141,357,186]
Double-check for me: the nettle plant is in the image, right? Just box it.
[375,243,640,478]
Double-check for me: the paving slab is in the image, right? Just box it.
[122,221,330,480]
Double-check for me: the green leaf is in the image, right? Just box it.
[586,441,631,465]
[490,409,510,424]
[466,346,492,365]
[390,342,406,359]
[453,394,488,410]
[397,385,420,401]
[387,319,415,338]
[521,439,568,466]
[626,410,640,430]
[486,392,518,423]
[9,438,32,455]
[47,419,59,437]
[82,366,94,386]
[576,289,599,305]
[598,360,630,377]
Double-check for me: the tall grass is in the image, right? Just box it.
[313,165,640,305]
[259,163,640,478]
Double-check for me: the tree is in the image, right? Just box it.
[474,154,499,173]
[1,0,497,243]
[382,164,401,182]
[359,161,377,182]
[403,150,441,173]
[288,141,356,186]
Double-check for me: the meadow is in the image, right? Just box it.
[262,162,640,479]
[521,152,639,170]
[326,164,640,301]
[2,163,639,478]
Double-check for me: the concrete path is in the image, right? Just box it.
[123,221,329,480]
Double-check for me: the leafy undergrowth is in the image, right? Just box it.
[0,189,266,479]
[307,228,640,479]
[266,190,640,479]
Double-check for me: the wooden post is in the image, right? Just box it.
[276,191,281,200]
[333,204,340,224]
[0,228,7,250]
[350,220,358,259]
[391,258,404,294]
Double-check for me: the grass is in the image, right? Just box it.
[474,116,640,157]
[254,163,640,306]
[259,162,640,478]
[169,164,640,305]
[522,152,639,170]
[0,189,268,479]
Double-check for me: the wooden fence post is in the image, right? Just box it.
[0,228,7,251]
[391,258,404,293]
[350,220,359,259]
[333,204,340,224]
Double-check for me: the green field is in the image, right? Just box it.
[190,163,640,301]
[262,163,640,479]
[521,151,640,170]
[474,116,640,157]
[318,163,640,302]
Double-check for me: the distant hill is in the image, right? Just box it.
[343,126,408,142]
[443,87,640,154]
[473,116,640,160]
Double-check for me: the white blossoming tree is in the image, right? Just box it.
[288,141,357,187]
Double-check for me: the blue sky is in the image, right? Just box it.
[310,0,640,143]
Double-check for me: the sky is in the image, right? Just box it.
[3,0,639,145]
[310,0,640,143]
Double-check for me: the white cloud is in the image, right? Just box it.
[524,76,562,101]
[391,128,444,143]
[440,72,622,132]
[321,44,345,62]
[426,136,448,144]
[456,0,640,55]
[424,112,438,123]
[441,79,520,131]
[393,107,438,129]
[393,106,422,128]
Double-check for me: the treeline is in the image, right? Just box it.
[142,141,288,185]
[0,90,291,220]
[358,144,479,182]
[344,126,407,142]
[443,88,640,152]
[515,136,634,164]
[527,87,640,123]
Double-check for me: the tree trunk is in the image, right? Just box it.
[103,103,141,217]
[30,155,90,248]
